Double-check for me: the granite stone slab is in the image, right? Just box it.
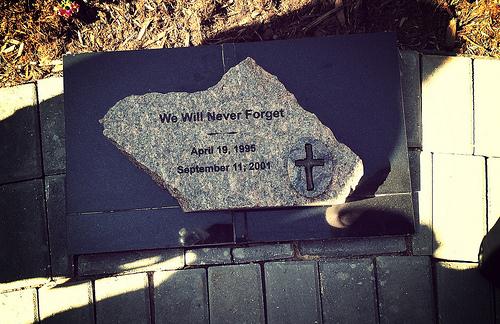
[154,269,209,324]
[264,261,322,324]
[101,58,363,211]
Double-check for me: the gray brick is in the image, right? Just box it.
[433,154,486,261]
[299,237,406,257]
[400,50,422,148]
[376,256,435,324]
[422,55,473,154]
[0,180,49,285]
[78,249,184,276]
[264,261,321,324]
[0,288,38,323]
[0,83,42,184]
[487,158,500,231]
[185,247,231,265]
[95,273,150,324]
[38,280,94,323]
[154,269,208,324]
[435,262,494,324]
[319,259,377,324]
[208,264,264,324]
[408,150,433,255]
[38,77,66,174]
[473,58,500,157]
[45,175,72,277]
[232,243,294,263]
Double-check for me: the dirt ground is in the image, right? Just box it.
[1,0,499,88]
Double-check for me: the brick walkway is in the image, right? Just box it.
[0,52,499,323]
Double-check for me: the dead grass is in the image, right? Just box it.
[1,0,499,88]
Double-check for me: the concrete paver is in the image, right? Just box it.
[38,77,66,174]
[208,264,264,324]
[232,243,294,263]
[435,261,494,324]
[0,288,38,324]
[422,56,473,154]
[0,179,49,288]
[299,237,406,257]
[473,58,500,157]
[487,158,500,231]
[154,269,208,324]
[79,249,184,276]
[319,259,377,324]
[0,83,42,184]
[400,50,422,148]
[38,280,94,323]
[94,273,151,324]
[45,174,72,277]
[433,154,486,261]
[376,256,435,324]
[408,150,433,255]
[186,247,231,265]
[264,261,322,324]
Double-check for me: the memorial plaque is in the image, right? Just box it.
[100,58,363,212]
[64,33,415,254]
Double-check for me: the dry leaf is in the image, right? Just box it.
[137,18,153,41]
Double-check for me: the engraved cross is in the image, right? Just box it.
[294,143,325,191]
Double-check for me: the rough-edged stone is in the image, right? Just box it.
[376,256,435,324]
[299,237,406,257]
[154,269,209,324]
[435,262,494,324]
[0,288,38,323]
[100,57,363,211]
[185,247,231,265]
[0,83,42,184]
[38,77,66,174]
[232,244,294,263]
[208,264,264,324]
[264,261,322,324]
[94,273,150,324]
[320,259,377,324]
[433,154,486,261]
[38,280,94,323]
[78,249,184,276]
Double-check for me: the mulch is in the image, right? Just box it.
[1,0,499,88]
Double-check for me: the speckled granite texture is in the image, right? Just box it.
[100,58,363,212]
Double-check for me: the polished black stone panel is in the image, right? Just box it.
[67,209,234,254]
[65,33,413,254]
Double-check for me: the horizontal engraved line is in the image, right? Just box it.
[207,131,239,136]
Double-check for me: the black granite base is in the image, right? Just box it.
[64,32,413,254]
